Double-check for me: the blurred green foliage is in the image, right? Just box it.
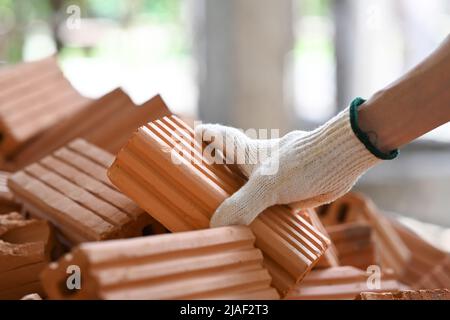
[0,0,184,63]
[294,0,333,58]
[141,0,181,22]
[0,0,52,22]
[299,0,331,16]
[0,0,181,22]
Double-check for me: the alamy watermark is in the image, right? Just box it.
[66,264,81,290]
[66,4,81,30]
[366,265,382,290]
[169,121,281,175]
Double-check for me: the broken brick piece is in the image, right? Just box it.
[108,115,330,295]
[41,226,280,300]
[356,289,450,300]
[0,57,91,158]
[0,212,53,300]
[326,222,378,270]
[318,193,410,278]
[8,139,163,246]
[285,266,406,300]
[12,89,171,169]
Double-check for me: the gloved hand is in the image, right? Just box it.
[196,98,398,227]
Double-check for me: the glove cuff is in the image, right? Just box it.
[349,97,399,160]
[310,106,382,179]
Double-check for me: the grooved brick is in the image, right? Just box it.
[0,171,19,214]
[8,139,163,245]
[296,209,339,269]
[326,222,377,270]
[285,266,406,300]
[319,193,450,289]
[108,115,330,295]
[390,218,450,289]
[0,57,91,157]
[318,193,411,279]
[41,226,280,300]
[12,89,171,169]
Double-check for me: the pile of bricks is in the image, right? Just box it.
[0,57,448,300]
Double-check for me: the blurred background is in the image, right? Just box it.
[0,0,449,248]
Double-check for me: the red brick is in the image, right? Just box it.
[12,89,171,169]
[318,193,410,277]
[8,139,164,246]
[0,212,53,299]
[41,226,279,300]
[390,218,450,289]
[0,57,91,158]
[285,266,406,300]
[108,115,330,294]
[296,209,339,269]
[0,171,19,214]
[326,222,378,270]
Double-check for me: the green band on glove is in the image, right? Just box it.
[349,97,399,160]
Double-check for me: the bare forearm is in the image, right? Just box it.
[358,35,450,153]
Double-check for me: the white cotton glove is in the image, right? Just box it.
[196,98,398,227]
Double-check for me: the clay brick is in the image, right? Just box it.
[8,139,164,246]
[108,115,330,295]
[0,57,91,158]
[390,218,450,289]
[285,266,406,300]
[296,209,339,269]
[318,193,410,277]
[320,193,450,289]
[0,171,19,214]
[413,257,450,290]
[0,171,12,201]
[326,222,378,270]
[12,89,171,169]
[356,289,450,300]
[41,226,280,300]
[0,212,53,299]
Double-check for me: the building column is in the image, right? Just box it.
[195,0,295,132]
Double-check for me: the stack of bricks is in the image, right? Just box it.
[8,139,163,247]
[317,192,450,295]
[10,89,171,169]
[317,193,410,277]
[0,57,448,300]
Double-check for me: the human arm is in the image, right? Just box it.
[197,35,450,227]
[359,35,450,152]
